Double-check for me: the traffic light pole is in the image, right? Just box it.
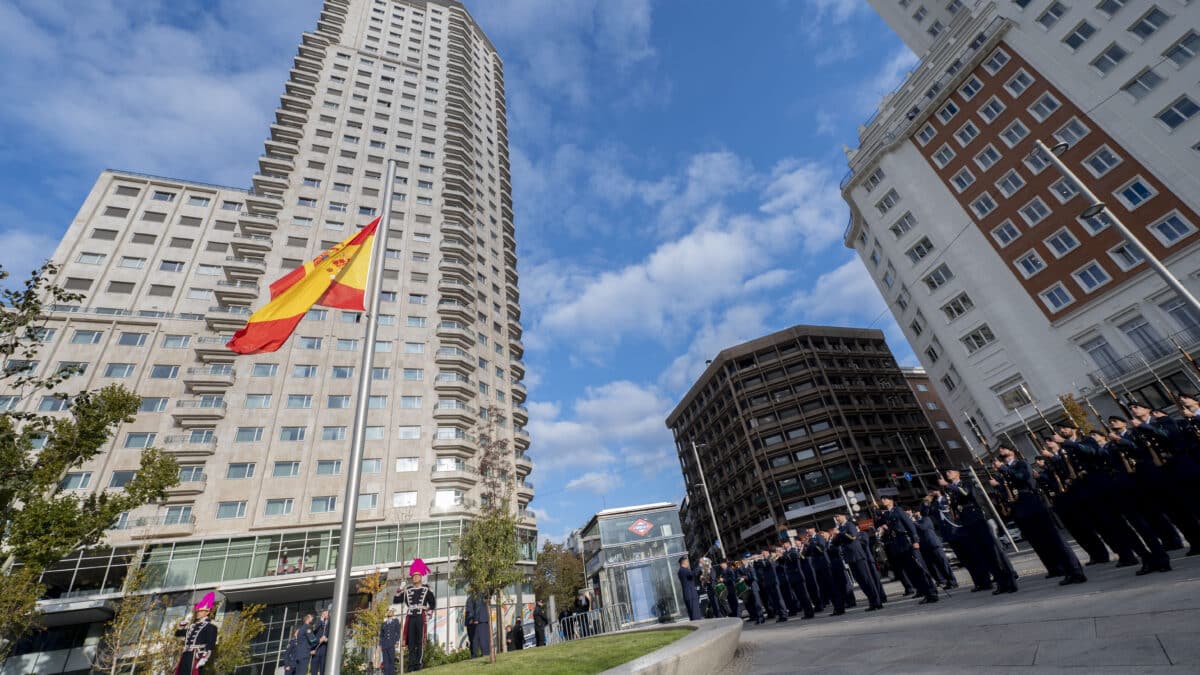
[838,485,859,518]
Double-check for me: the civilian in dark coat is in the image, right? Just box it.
[463,591,491,658]
[677,557,701,620]
[508,620,525,651]
[533,600,549,646]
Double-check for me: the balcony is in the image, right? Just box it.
[162,434,219,456]
[206,304,251,331]
[509,337,524,359]
[429,498,477,517]
[516,480,535,500]
[433,431,475,458]
[437,299,472,321]
[193,335,234,362]
[171,399,227,426]
[231,232,273,253]
[513,430,531,451]
[183,365,235,391]
[511,382,527,405]
[120,515,197,539]
[434,346,474,370]
[252,172,289,194]
[512,403,528,425]
[438,277,473,301]
[258,154,294,174]
[245,190,282,213]
[1086,326,1199,386]
[214,279,260,303]
[166,476,207,498]
[515,452,533,473]
[224,256,267,275]
[437,321,475,347]
[434,372,474,396]
[433,400,476,423]
[431,464,479,488]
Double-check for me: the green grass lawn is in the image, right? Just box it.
[422,628,692,675]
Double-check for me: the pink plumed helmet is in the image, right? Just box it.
[409,558,430,578]
[194,592,216,612]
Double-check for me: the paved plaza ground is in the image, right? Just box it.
[723,548,1200,673]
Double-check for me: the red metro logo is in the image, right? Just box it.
[627,518,655,537]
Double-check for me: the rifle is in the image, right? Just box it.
[961,412,1014,510]
[1167,334,1200,389]
[1020,384,1055,434]
[1076,384,1134,474]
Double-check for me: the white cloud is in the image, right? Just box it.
[0,229,61,281]
[565,471,623,496]
[660,304,773,392]
[855,48,921,115]
[789,256,887,324]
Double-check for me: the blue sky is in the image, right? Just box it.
[0,0,918,543]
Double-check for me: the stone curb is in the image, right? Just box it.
[599,618,743,675]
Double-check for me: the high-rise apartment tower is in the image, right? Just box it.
[845,0,1200,452]
[2,1,534,672]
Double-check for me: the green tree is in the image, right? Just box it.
[454,405,524,662]
[210,603,266,674]
[533,541,585,614]
[348,570,390,668]
[0,263,179,660]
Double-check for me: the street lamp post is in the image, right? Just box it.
[690,441,727,561]
[1036,139,1200,318]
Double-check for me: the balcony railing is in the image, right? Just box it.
[1086,326,1200,383]
[175,399,227,410]
[113,515,197,530]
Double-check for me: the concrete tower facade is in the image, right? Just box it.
[3,1,534,672]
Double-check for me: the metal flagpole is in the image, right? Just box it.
[690,440,727,561]
[326,159,399,674]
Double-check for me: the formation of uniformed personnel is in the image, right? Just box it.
[393,558,436,671]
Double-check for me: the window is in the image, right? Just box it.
[1109,242,1145,270]
[1073,261,1111,292]
[235,427,264,443]
[138,397,167,413]
[316,460,343,475]
[106,281,133,294]
[1082,335,1123,377]
[149,364,178,379]
[117,256,145,269]
[916,123,936,145]
[1162,296,1200,332]
[1016,251,1046,277]
[297,336,323,349]
[1165,31,1199,68]
[863,168,885,191]
[39,395,70,412]
[1115,177,1156,209]
[1080,210,1113,234]
[876,189,900,215]
[1149,212,1195,245]
[217,501,247,519]
[1091,43,1129,75]
[974,145,1001,170]
[1063,21,1096,50]
[1037,1,1067,28]
[1084,146,1121,176]
[1096,0,1126,18]
[362,458,382,474]
[1020,197,1051,225]
[1056,119,1091,148]
[273,461,300,477]
[1128,7,1170,40]
[924,339,942,363]
[941,292,976,322]
[950,167,975,192]
[226,463,255,479]
[265,499,294,516]
[905,237,935,264]
[1120,315,1168,359]
[293,364,318,378]
[982,48,1010,74]
[310,496,337,513]
[970,193,998,217]
[1157,96,1199,130]
[61,472,92,490]
[931,144,956,168]
[954,121,979,146]
[1024,145,1052,174]
[322,426,348,441]
[279,426,306,442]
[368,395,387,409]
[991,220,1021,247]
[251,363,278,377]
[890,212,917,238]
[77,251,105,265]
[1121,68,1163,100]
[936,101,960,125]
[961,324,997,354]
[393,491,417,507]
[244,394,272,409]
[1045,228,1080,257]
[959,76,983,101]
[287,394,313,409]
[1028,93,1061,121]
[104,363,134,378]
[331,366,354,379]
[1041,284,1075,311]
[161,334,190,349]
[996,170,1026,197]
[913,6,928,22]
[327,395,351,409]
[72,330,103,345]
[923,264,954,291]
[940,369,959,392]
[403,368,423,381]
[978,96,1006,123]
[1047,177,1080,204]
[397,425,421,439]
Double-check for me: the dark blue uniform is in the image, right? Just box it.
[311,615,328,675]
[835,520,883,610]
[464,593,491,658]
[879,505,938,603]
[738,562,763,623]
[781,546,815,618]
[678,563,701,620]
[753,556,788,621]
[379,617,401,675]
[1063,436,1150,568]
[721,565,740,619]
[946,478,1017,593]
[806,533,843,614]
[997,458,1087,582]
[913,512,956,588]
[283,633,310,674]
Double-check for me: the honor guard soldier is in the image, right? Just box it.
[395,558,436,671]
[876,497,938,605]
[379,609,401,675]
[940,469,1018,594]
[174,592,218,675]
[806,528,843,615]
[312,609,329,675]
[909,507,956,590]
[833,514,884,611]
[993,443,1088,585]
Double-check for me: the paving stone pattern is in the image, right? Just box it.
[724,548,1200,673]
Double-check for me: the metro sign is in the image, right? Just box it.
[628,518,655,537]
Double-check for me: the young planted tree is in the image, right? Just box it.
[92,560,158,674]
[348,570,390,669]
[454,405,524,662]
[210,603,266,674]
[0,263,179,659]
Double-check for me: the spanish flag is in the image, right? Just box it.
[227,217,380,354]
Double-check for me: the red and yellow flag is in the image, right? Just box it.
[227,217,380,354]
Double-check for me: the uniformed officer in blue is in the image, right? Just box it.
[805,527,843,615]
[378,608,401,675]
[833,513,884,611]
[877,496,939,604]
[939,468,1018,594]
[311,609,329,675]
[677,556,701,620]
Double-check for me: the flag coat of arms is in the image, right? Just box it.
[226,217,380,354]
